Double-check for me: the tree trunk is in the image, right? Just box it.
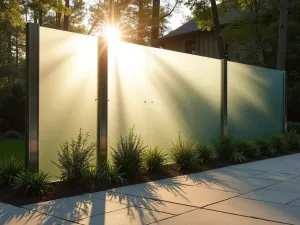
[151,0,160,47]
[110,0,114,25]
[137,0,144,44]
[34,10,38,24]
[56,12,62,29]
[16,35,19,71]
[210,0,225,59]
[63,0,70,31]
[277,0,288,70]
[39,10,43,25]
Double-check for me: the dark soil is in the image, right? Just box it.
[0,152,296,207]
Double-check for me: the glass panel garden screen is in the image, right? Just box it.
[107,42,222,159]
[227,62,285,139]
[39,27,98,179]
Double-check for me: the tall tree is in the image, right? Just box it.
[137,0,145,43]
[210,0,225,58]
[277,0,288,70]
[63,0,70,30]
[185,0,226,58]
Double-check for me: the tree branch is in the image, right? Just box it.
[159,0,180,22]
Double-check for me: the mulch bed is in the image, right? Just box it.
[0,153,295,207]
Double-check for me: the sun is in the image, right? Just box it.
[103,26,121,44]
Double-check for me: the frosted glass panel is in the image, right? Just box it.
[108,43,222,159]
[227,62,284,139]
[39,27,98,179]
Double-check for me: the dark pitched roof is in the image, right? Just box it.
[163,8,240,38]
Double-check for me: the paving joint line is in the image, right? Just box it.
[285,196,300,205]
[202,208,294,225]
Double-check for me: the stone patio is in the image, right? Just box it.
[1,154,300,224]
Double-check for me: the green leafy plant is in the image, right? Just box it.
[97,163,127,185]
[0,156,24,187]
[235,138,260,158]
[287,121,300,134]
[215,135,235,161]
[284,131,300,152]
[13,171,50,196]
[111,127,147,178]
[255,138,277,156]
[270,134,288,154]
[215,136,246,164]
[52,129,96,183]
[170,134,197,171]
[230,151,247,164]
[196,144,215,163]
[4,130,21,139]
[84,166,98,186]
[144,146,167,173]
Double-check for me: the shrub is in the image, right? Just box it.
[111,127,146,178]
[284,132,300,152]
[144,146,167,173]
[215,136,247,164]
[230,151,247,164]
[97,163,127,185]
[13,171,50,196]
[255,138,277,156]
[0,156,24,187]
[0,84,25,133]
[52,129,96,183]
[287,122,300,134]
[270,134,288,154]
[235,138,260,158]
[170,134,197,171]
[84,167,98,186]
[5,130,21,139]
[196,144,215,163]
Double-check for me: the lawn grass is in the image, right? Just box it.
[0,140,25,161]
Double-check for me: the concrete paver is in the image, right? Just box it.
[74,207,173,225]
[84,191,196,215]
[239,188,300,204]
[24,195,128,221]
[252,172,299,181]
[206,197,300,224]
[159,175,279,193]
[287,198,300,207]
[0,203,68,225]
[266,180,300,194]
[157,209,281,225]
[126,183,239,207]
[10,153,300,225]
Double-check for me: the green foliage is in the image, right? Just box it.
[111,127,147,178]
[230,151,247,164]
[144,146,167,173]
[215,135,235,161]
[0,84,26,133]
[287,122,300,134]
[5,130,21,139]
[0,140,25,161]
[270,135,288,154]
[284,132,300,152]
[235,138,260,158]
[170,134,197,171]
[13,171,50,196]
[84,166,98,186]
[255,138,277,156]
[52,129,96,183]
[97,163,127,185]
[0,156,24,187]
[196,144,215,163]
[215,136,247,164]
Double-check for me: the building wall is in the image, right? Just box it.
[161,31,219,58]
